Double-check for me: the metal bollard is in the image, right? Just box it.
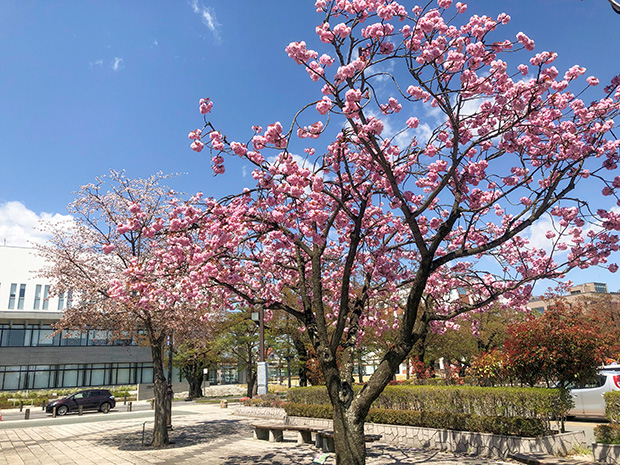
[19,401,23,412]
[25,408,30,420]
[124,393,127,405]
[42,400,46,411]
[78,405,83,416]
[141,421,147,446]
[53,406,57,418]
[127,402,132,412]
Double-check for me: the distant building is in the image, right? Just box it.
[527,282,620,313]
[0,245,153,391]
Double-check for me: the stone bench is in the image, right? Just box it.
[315,430,382,453]
[252,422,319,444]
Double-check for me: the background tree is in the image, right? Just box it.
[218,307,279,397]
[469,348,511,387]
[504,303,619,388]
[38,171,209,447]
[422,305,519,374]
[174,319,223,399]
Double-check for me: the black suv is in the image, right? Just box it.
[46,389,116,415]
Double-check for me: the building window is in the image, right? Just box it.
[0,363,154,390]
[595,283,608,293]
[8,283,17,309]
[66,290,73,309]
[34,285,42,310]
[42,285,50,310]
[17,284,26,310]
[60,330,83,346]
[58,292,65,310]
[1,325,27,347]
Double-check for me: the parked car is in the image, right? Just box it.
[568,365,620,417]
[46,389,116,416]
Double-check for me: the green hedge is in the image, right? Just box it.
[595,424,620,444]
[287,385,571,420]
[605,391,620,424]
[284,403,547,437]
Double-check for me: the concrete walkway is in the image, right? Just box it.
[0,402,598,464]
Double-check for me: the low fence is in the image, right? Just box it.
[235,406,586,458]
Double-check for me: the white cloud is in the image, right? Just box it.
[523,206,620,257]
[0,201,74,247]
[365,61,395,83]
[522,215,556,253]
[189,0,221,39]
[241,165,248,178]
[153,39,159,46]
[89,59,104,68]
[112,57,124,71]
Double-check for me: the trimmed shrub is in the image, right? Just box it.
[284,402,332,419]
[595,423,620,444]
[284,403,548,437]
[288,386,331,405]
[605,391,620,424]
[287,385,571,420]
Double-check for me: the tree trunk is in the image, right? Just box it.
[187,363,204,398]
[247,347,256,397]
[357,353,364,384]
[248,370,257,397]
[293,336,309,387]
[150,340,169,447]
[332,402,366,465]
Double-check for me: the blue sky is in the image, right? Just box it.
[1,0,619,291]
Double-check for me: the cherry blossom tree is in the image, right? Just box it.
[38,171,213,447]
[178,1,620,461]
[116,1,620,462]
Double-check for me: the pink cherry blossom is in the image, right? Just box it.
[199,98,213,114]
[190,140,204,152]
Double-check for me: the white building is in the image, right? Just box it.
[0,245,153,391]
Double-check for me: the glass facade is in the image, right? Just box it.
[207,365,239,384]
[0,325,138,347]
[0,363,153,391]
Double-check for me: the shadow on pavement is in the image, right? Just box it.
[220,443,496,465]
[95,418,251,451]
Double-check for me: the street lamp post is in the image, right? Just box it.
[166,331,173,430]
[256,305,269,395]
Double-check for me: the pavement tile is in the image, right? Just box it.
[0,402,597,465]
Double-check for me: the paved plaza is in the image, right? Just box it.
[0,401,599,465]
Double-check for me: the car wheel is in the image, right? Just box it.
[56,405,69,416]
[100,402,111,413]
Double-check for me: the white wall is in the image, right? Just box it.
[0,245,62,314]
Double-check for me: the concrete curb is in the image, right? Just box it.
[509,453,599,464]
